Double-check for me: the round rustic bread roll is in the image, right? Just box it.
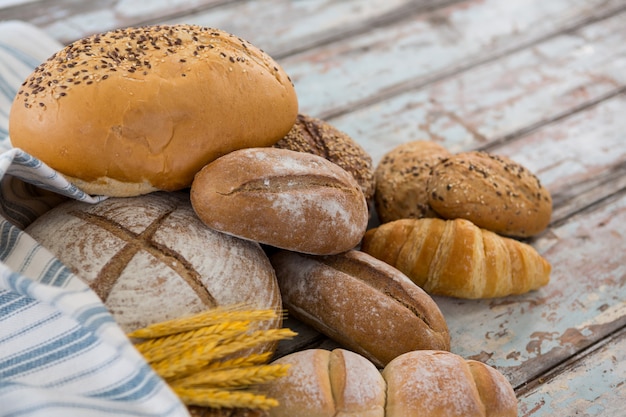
[426,150,552,237]
[270,249,450,368]
[273,113,375,201]
[10,24,298,197]
[257,348,386,417]
[374,140,450,224]
[382,350,517,417]
[25,191,282,346]
[190,147,369,255]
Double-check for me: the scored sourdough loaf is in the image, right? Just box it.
[257,349,386,417]
[361,217,551,299]
[426,150,552,237]
[382,350,517,417]
[190,147,369,255]
[10,25,298,197]
[270,249,450,368]
[25,191,282,350]
[273,113,375,202]
[374,140,450,223]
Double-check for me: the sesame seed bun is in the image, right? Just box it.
[9,25,298,197]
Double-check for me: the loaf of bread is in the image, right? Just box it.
[382,350,517,417]
[258,348,517,417]
[270,249,450,368]
[374,140,450,223]
[257,348,386,417]
[191,147,368,255]
[274,113,375,201]
[361,217,551,299]
[25,191,283,349]
[10,25,298,197]
[426,150,552,237]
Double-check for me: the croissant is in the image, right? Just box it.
[360,217,550,299]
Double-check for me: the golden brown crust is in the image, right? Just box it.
[10,25,298,196]
[274,114,375,201]
[190,148,368,256]
[374,140,450,224]
[270,249,450,368]
[426,150,552,237]
[361,217,551,299]
[382,350,517,417]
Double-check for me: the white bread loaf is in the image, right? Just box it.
[10,25,298,197]
[258,349,386,417]
[190,147,369,255]
[24,191,282,347]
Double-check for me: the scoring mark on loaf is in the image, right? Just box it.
[219,174,357,195]
[69,208,217,306]
[317,254,435,329]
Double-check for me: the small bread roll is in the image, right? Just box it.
[274,114,375,201]
[25,192,282,350]
[426,151,552,237]
[270,249,450,367]
[383,350,517,417]
[191,148,368,255]
[10,25,298,197]
[258,349,386,417]
[374,140,450,223]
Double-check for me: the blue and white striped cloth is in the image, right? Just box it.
[0,20,189,417]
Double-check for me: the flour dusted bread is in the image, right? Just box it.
[274,114,375,201]
[10,25,298,197]
[191,147,368,255]
[427,151,552,237]
[270,249,450,367]
[361,217,551,299]
[383,350,517,417]
[258,348,386,417]
[374,140,450,223]
[25,192,282,346]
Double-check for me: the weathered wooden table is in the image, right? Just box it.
[1,1,625,415]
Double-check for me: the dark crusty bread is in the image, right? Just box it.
[270,249,450,368]
[274,114,375,201]
[190,147,368,255]
[374,140,450,223]
[426,150,552,237]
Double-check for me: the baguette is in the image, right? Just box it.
[361,217,550,299]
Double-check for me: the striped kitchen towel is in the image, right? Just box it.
[0,20,189,417]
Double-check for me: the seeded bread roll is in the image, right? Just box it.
[374,140,450,224]
[426,151,552,237]
[190,147,368,255]
[383,350,517,417]
[274,114,375,201]
[258,348,386,417]
[270,249,450,368]
[10,25,298,197]
[25,191,282,352]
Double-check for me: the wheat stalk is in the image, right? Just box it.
[173,387,279,410]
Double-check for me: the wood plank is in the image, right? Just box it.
[517,326,626,416]
[278,0,626,119]
[163,0,457,58]
[328,9,626,166]
[0,0,229,44]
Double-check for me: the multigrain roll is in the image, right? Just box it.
[10,25,298,197]
[274,114,375,201]
[191,148,368,255]
[25,191,283,350]
[374,140,450,223]
[426,150,552,237]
